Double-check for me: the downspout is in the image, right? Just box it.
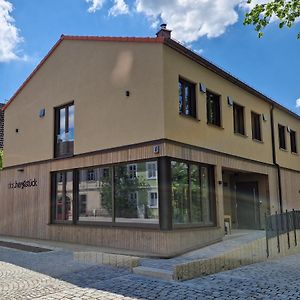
[270,105,283,213]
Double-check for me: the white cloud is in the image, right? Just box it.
[109,0,129,16]
[85,0,105,13]
[136,0,243,43]
[296,98,300,108]
[0,0,23,62]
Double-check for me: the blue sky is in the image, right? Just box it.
[0,0,299,114]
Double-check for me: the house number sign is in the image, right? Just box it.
[8,178,38,189]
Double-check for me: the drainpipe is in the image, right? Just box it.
[270,105,283,213]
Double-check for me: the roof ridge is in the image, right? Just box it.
[62,35,165,43]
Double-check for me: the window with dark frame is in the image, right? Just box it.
[146,162,157,179]
[278,124,286,149]
[52,171,73,222]
[290,130,297,153]
[171,160,215,225]
[206,90,221,126]
[51,160,160,225]
[87,169,96,181]
[251,112,262,141]
[233,103,245,135]
[178,77,196,118]
[55,103,74,157]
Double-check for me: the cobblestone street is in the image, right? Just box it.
[0,245,300,299]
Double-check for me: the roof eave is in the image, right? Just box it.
[164,38,300,121]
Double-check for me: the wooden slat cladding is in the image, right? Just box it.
[50,141,166,171]
[164,141,274,174]
[0,140,287,256]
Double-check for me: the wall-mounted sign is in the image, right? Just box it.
[8,178,38,189]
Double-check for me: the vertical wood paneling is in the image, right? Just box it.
[0,141,297,256]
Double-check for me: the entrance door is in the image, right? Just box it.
[236,182,260,229]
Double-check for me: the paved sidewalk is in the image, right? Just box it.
[140,230,265,270]
[0,240,300,299]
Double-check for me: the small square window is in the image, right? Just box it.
[146,162,157,179]
[148,192,158,208]
[127,164,137,179]
[87,169,96,181]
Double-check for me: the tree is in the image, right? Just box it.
[244,0,300,38]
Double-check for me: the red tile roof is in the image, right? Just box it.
[2,35,165,111]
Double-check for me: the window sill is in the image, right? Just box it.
[252,138,264,144]
[53,154,74,160]
[173,222,216,230]
[179,112,200,122]
[234,132,248,139]
[279,147,288,152]
[291,151,299,156]
[206,122,224,130]
[48,221,160,230]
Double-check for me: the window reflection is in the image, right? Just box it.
[55,103,74,157]
[78,167,113,222]
[171,161,214,225]
[54,171,73,221]
[115,161,159,223]
[171,161,189,224]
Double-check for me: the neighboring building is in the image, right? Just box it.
[0,103,4,150]
[0,27,299,257]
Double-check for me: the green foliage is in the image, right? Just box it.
[113,166,151,218]
[0,150,3,170]
[244,0,300,38]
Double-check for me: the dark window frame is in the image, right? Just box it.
[170,157,216,228]
[54,102,74,158]
[50,157,217,230]
[51,170,75,225]
[251,111,262,141]
[178,77,197,118]
[290,130,297,154]
[51,158,160,229]
[206,90,221,127]
[233,102,245,135]
[278,124,286,150]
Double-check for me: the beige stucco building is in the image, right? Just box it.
[0,27,299,257]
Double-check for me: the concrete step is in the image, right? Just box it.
[133,266,173,280]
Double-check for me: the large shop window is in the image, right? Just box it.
[171,160,214,225]
[51,160,159,225]
[115,162,159,224]
[53,171,73,221]
[55,103,74,157]
[78,167,113,222]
